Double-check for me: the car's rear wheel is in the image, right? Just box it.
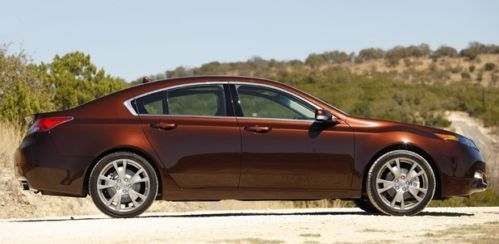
[366,150,435,216]
[89,152,158,218]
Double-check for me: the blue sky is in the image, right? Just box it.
[2,0,498,81]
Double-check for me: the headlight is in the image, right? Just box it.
[435,133,478,149]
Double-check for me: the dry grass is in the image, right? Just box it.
[422,221,499,243]
[331,54,499,86]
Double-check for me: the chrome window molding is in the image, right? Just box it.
[123,100,138,116]
[122,81,322,121]
[235,116,316,123]
[136,114,235,120]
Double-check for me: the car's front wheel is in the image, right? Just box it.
[366,150,436,216]
[89,152,158,218]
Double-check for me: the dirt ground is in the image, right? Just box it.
[0,207,498,243]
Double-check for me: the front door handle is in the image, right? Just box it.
[244,125,271,133]
[150,122,177,131]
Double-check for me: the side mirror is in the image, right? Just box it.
[315,109,337,124]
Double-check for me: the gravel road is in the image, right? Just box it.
[447,111,499,185]
[1,207,498,243]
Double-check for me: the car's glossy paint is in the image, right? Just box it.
[15,76,486,200]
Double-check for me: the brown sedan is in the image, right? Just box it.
[15,76,487,217]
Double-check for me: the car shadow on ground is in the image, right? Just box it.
[8,210,474,223]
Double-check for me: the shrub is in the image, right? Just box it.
[433,45,458,58]
[305,51,350,67]
[459,42,499,60]
[477,71,483,81]
[450,66,462,73]
[485,62,496,71]
[357,48,384,62]
[385,44,431,66]
[305,53,326,67]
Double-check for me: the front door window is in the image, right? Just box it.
[236,85,315,120]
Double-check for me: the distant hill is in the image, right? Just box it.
[138,43,499,87]
[137,43,499,128]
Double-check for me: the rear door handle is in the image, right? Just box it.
[244,125,271,133]
[150,122,177,131]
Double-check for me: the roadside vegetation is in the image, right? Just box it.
[1,42,498,210]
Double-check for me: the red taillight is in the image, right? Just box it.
[29,117,73,133]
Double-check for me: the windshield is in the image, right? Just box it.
[300,90,349,115]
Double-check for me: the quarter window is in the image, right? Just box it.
[236,85,315,120]
[133,85,227,116]
[134,91,167,114]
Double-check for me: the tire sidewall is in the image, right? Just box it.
[354,199,380,214]
[366,150,436,216]
[89,152,158,218]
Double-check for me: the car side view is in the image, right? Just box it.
[15,76,487,217]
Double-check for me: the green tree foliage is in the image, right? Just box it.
[357,48,384,62]
[432,45,458,58]
[305,51,350,67]
[0,47,54,125]
[460,42,499,60]
[0,48,127,125]
[41,52,127,110]
[385,44,431,66]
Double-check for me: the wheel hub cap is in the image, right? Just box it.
[375,157,429,211]
[96,159,151,213]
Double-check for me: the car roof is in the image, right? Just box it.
[143,75,282,86]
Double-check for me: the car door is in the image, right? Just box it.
[134,83,241,189]
[232,83,354,190]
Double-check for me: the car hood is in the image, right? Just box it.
[345,116,459,137]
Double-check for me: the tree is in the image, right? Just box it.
[305,53,327,67]
[305,51,350,67]
[0,46,54,125]
[460,42,482,60]
[41,52,127,110]
[322,51,350,63]
[357,48,384,62]
[433,45,458,58]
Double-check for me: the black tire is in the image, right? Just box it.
[89,152,158,218]
[366,150,436,216]
[354,198,380,214]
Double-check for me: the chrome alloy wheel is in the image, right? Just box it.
[96,159,151,212]
[375,157,429,210]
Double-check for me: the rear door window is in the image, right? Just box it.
[133,84,228,117]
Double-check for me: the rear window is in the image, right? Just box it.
[132,85,227,116]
